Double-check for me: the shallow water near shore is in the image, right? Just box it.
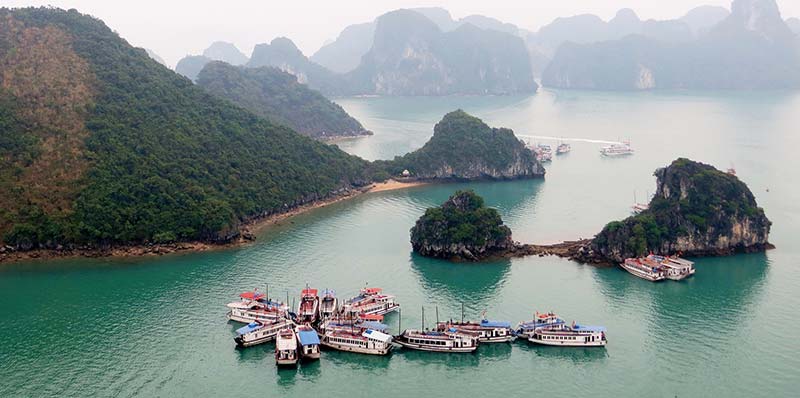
[2,89,800,397]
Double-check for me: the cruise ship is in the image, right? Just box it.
[600,141,634,156]
[620,258,666,282]
[528,322,607,347]
[234,318,294,347]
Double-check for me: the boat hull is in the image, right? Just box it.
[620,263,665,282]
[528,336,606,347]
[394,339,477,353]
[320,341,392,356]
[235,334,277,347]
[478,335,516,343]
[276,358,298,367]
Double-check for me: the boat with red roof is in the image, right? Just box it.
[516,312,566,338]
[528,321,607,347]
[298,287,320,324]
[226,290,288,323]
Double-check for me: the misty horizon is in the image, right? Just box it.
[4,0,800,67]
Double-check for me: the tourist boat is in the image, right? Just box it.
[342,287,400,316]
[436,319,516,343]
[320,289,338,319]
[233,318,294,347]
[320,327,394,355]
[295,325,321,361]
[394,329,479,353]
[529,143,553,162]
[556,142,571,155]
[226,291,288,323]
[517,312,566,337]
[620,258,666,282]
[600,141,634,156]
[647,254,695,280]
[298,287,320,324]
[275,329,299,367]
[318,313,386,334]
[528,322,607,347]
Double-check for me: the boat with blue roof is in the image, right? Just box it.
[234,318,294,347]
[342,287,400,316]
[436,319,515,343]
[516,312,566,338]
[226,290,288,323]
[295,325,321,360]
[320,323,394,355]
[394,329,479,352]
[528,321,607,347]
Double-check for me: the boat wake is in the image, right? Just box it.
[515,135,622,145]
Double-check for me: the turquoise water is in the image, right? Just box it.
[2,89,800,397]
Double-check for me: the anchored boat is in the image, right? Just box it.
[620,258,666,282]
[295,325,321,361]
[234,318,294,347]
[226,291,288,323]
[342,287,400,316]
[298,287,320,324]
[275,329,299,367]
[320,327,394,355]
[320,289,338,319]
[394,329,479,353]
[647,254,695,280]
[528,322,607,347]
[517,312,566,338]
[436,319,515,343]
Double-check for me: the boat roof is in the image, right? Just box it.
[480,320,511,328]
[302,288,318,296]
[236,322,262,335]
[574,324,607,332]
[297,330,320,345]
[362,329,392,342]
[361,321,388,331]
[322,289,335,296]
[359,313,384,321]
[361,287,382,294]
[239,292,265,300]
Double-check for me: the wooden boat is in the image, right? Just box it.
[394,329,478,353]
[436,319,515,343]
[517,312,565,338]
[234,318,293,347]
[528,322,607,347]
[275,329,299,367]
[298,287,320,324]
[320,289,338,319]
[295,325,321,361]
[320,328,393,355]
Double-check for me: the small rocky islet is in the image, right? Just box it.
[411,158,772,264]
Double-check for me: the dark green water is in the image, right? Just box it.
[2,89,799,397]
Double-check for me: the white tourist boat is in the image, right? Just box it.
[320,289,338,319]
[275,329,299,367]
[556,142,571,155]
[436,319,516,343]
[318,313,386,334]
[517,312,566,338]
[620,258,666,282]
[342,287,400,316]
[529,143,553,162]
[295,325,321,360]
[647,254,695,280]
[320,328,394,355]
[298,287,320,324]
[226,291,288,323]
[528,322,607,347]
[233,319,294,347]
[600,141,634,156]
[394,329,479,353]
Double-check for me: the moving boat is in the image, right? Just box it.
[234,318,294,347]
[620,258,666,282]
[556,142,571,155]
[517,312,566,338]
[646,254,695,280]
[295,325,321,361]
[342,287,400,316]
[226,291,288,323]
[320,289,338,319]
[436,319,515,343]
[600,141,634,156]
[394,329,479,353]
[275,329,299,367]
[298,287,320,324]
[528,322,607,347]
[320,327,394,355]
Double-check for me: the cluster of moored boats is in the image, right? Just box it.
[529,142,571,162]
[226,286,607,368]
[620,254,696,282]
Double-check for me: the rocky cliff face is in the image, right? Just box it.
[581,159,771,263]
[382,110,545,180]
[410,190,514,261]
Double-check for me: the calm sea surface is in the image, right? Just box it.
[2,89,799,397]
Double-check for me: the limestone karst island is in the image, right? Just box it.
[0,1,797,397]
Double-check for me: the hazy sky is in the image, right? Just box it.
[5,1,800,67]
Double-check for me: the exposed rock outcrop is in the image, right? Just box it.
[410,190,514,261]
